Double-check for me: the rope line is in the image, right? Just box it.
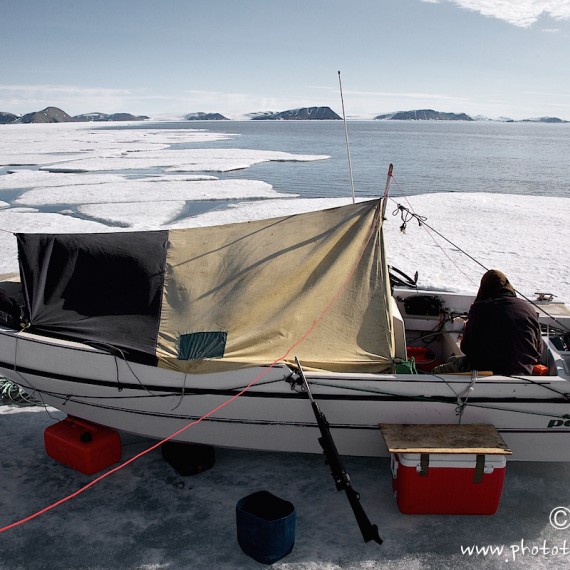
[388,175,570,333]
[304,378,570,419]
[389,174,481,286]
[0,201,382,534]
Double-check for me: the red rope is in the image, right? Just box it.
[0,202,382,533]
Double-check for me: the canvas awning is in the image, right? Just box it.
[17,199,395,373]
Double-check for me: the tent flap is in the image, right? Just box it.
[158,199,394,373]
[17,231,168,359]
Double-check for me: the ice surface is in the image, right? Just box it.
[14,179,290,206]
[1,404,569,570]
[0,123,327,172]
[0,210,111,270]
[78,201,187,228]
[0,122,236,167]
[38,148,329,174]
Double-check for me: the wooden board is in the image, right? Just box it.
[379,423,512,455]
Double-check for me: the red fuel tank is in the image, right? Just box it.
[44,416,121,475]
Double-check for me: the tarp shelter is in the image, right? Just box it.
[17,199,395,373]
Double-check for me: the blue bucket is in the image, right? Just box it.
[236,490,296,564]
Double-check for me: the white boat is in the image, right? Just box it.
[1,194,569,462]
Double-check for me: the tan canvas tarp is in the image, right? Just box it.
[157,199,394,373]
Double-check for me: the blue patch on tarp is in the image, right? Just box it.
[179,332,227,360]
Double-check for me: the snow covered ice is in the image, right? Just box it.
[1,122,570,569]
[2,404,570,570]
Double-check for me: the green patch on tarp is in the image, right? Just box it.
[179,332,227,360]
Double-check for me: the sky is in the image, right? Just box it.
[1,0,570,120]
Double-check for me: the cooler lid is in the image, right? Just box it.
[379,423,512,455]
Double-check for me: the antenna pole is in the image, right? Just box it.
[338,71,356,204]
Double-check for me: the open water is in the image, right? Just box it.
[125,119,570,200]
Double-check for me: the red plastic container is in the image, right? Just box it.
[406,346,440,372]
[44,416,121,475]
[391,452,506,515]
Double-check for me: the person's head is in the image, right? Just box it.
[475,269,516,302]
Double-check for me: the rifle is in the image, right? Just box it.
[295,357,383,545]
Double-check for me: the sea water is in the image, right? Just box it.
[121,119,570,199]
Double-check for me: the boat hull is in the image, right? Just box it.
[2,326,569,462]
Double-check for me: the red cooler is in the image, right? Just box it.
[391,452,506,515]
[44,416,122,475]
[380,423,511,516]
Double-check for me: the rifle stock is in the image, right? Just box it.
[296,358,383,545]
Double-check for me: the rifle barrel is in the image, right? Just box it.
[295,356,383,545]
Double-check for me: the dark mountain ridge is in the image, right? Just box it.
[184,112,229,120]
[2,106,567,124]
[0,107,149,124]
[250,107,341,120]
[375,109,473,121]
[374,109,568,123]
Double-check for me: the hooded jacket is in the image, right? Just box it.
[460,270,542,375]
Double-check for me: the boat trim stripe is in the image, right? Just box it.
[1,361,569,406]
[21,392,570,434]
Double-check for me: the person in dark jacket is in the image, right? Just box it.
[434,270,543,375]
[0,287,22,328]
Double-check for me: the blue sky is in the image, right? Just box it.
[1,0,570,120]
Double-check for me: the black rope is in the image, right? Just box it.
[304,378,570,420]
[392,204,427,234]
[391,201,486,270]
[390,200,570,333]
[511,375,570,400]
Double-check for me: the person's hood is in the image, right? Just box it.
[474,269,516,303]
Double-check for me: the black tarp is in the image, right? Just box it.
[16,231,168,360]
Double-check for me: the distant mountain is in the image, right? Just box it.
[250,106,341,120]
[2,106,567,125]
[74,112,150,122]
[375,109,473,121]
[521,116,568,123]
[374,109,569,123]
[472,115,514,122]
[0,107,149,124]
[16,106,75,124]
[0,112,19,124]
[184,112,229,121]
[247,111,276,119]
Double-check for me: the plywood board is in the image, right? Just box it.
[379,423,512,455]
